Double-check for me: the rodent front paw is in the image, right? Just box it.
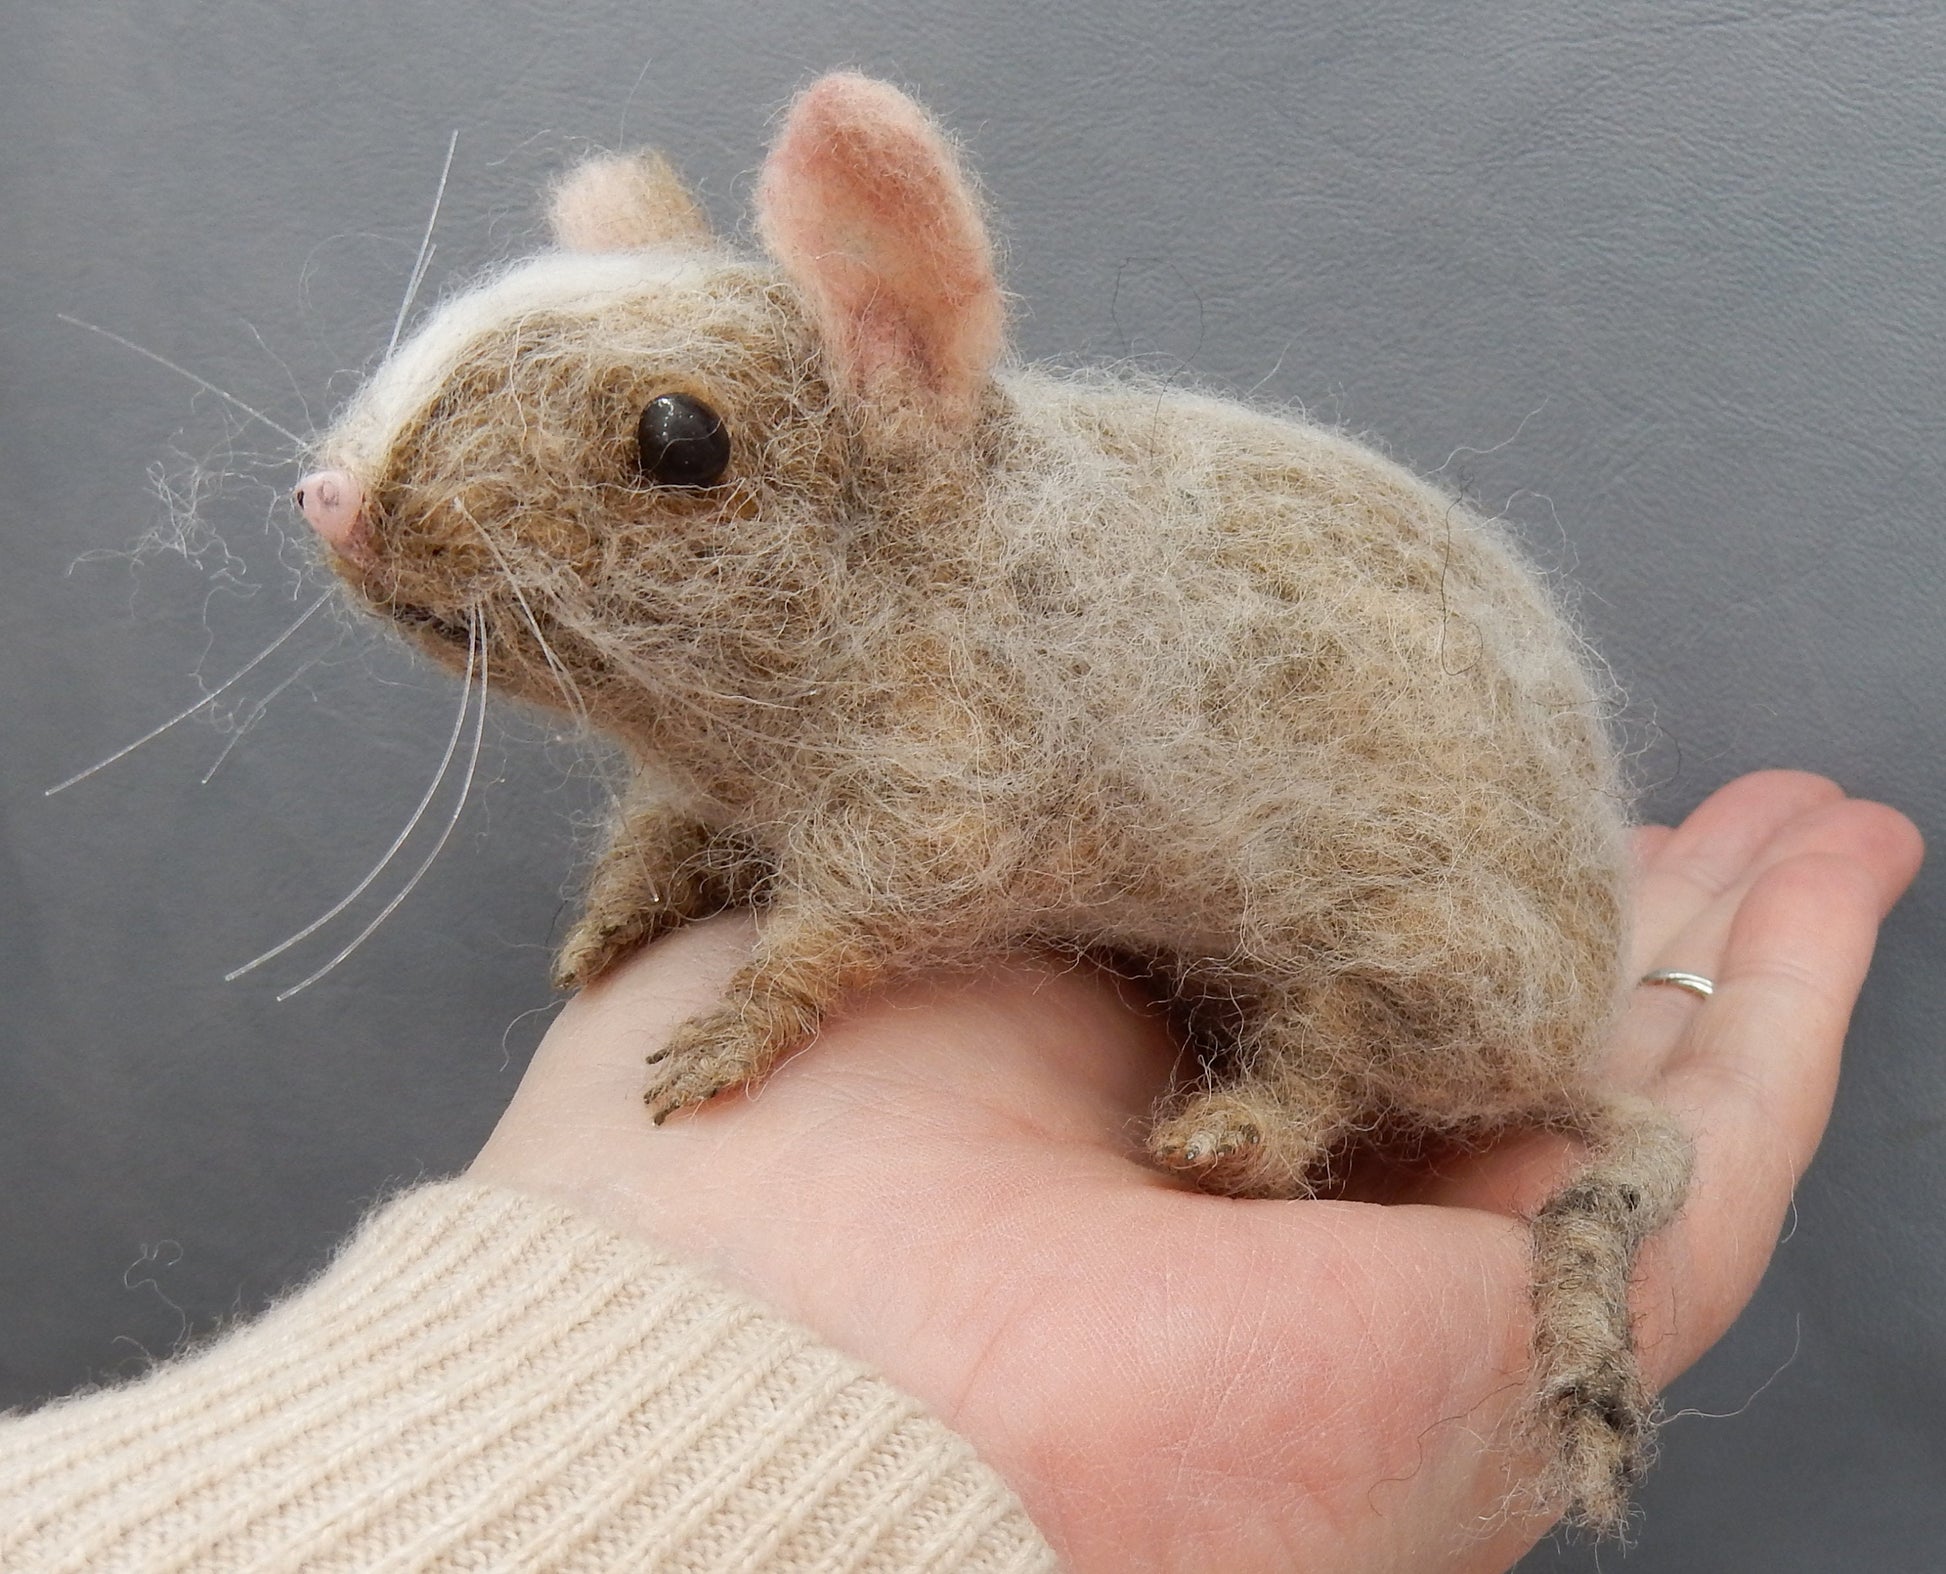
[553,904,676,991]
[642,1008,768,1123]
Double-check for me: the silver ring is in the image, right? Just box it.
[1639,968,1714,1000]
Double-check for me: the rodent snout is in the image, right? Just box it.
[295,469,366,553]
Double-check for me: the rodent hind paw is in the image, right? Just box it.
[1148,1104,1292,1197]
[1147,1087,1336,1198]
[1149,1115,1263,1170]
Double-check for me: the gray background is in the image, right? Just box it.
[4,1,1941,1567]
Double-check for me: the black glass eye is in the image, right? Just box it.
[635,393,731,488]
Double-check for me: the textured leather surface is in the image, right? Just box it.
[4,4,1943,1567]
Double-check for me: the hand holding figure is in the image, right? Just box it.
[474,770,1921,1573]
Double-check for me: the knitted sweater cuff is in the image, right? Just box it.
[0,1180,1058,1573]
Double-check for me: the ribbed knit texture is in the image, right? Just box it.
[0,1182,1058,1572]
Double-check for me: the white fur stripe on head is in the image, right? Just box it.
[331,250,721,474]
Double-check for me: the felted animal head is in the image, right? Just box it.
[295,74,1007,738]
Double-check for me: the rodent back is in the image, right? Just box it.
[851,368,1627,981]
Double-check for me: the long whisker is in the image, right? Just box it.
[274,623,489,1000]
[56,315,306,449]
[463,508,590,726]
[237,316,314,431]
[226,620,478,980]
[199,650,332,784]
[386,130,459,358]
[46,592,333,794]
[509,584,587,725]
[549,600,800,752]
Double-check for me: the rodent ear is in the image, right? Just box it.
[756,73,1004,431]
[548,150,713,251]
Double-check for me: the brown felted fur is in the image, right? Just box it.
[309,72,1690,1531]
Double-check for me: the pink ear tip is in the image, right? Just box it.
[801,70,878,102]
[295,469,366,551]
[793,72,919,131]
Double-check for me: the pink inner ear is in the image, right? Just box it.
[757,75,1004,424]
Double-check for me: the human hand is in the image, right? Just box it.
[471,771,1920,1573]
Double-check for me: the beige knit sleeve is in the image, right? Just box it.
[0,1181,1058,1573]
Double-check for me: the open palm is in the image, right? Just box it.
[473,771,1919,1573]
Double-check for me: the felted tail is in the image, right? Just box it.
[1526,1093,1693,1533]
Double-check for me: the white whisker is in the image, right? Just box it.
[274,625,488,1000]
[47,592,332,794]
[57,315,306,449]
[550,600,798,750]
[464,508,590,726]
[237,316,314,430]
[226,621,478,980]
[199,650,331,784]
[386,131,459,358]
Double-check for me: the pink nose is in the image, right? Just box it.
[295,470,366,551]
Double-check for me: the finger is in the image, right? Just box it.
[1635,835,1918,1380]
[1400,799,1919,1218]
[1607,797,1921,1089]
[1628,770,1845,974]
[1372,825,1917,1519]
[1630,823,1674,872]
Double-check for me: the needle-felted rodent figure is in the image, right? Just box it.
[296,73,1691,1530]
